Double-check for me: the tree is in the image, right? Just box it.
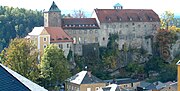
[40,44,71,89]
[1,38,39,82]
[161,11,174,29]
[72,10,86,18]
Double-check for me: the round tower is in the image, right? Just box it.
[44,1,61,27]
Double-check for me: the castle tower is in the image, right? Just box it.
[44,1,61,27]
[176,60,180,91]
[113,3,123,9]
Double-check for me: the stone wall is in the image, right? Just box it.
[98,22,160,53]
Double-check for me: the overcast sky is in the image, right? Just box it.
[0,0,180,16]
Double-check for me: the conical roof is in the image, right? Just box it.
[49,1,61,12]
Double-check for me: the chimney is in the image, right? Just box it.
[87,71,92,77]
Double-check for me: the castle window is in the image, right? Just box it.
[126,25,128,28]
[44,37,47,42]
[73,30,76,34]
[43,44,47,49]
[144,25,146,27]
[57,38,62,40]
[59,44,63,49]
[95,37,98,42]
[132,23,135,25]
[120,25,122,28]
[133,27,135,31]
[103,37,105,41]
[89,30,93,34]
[84,30,87,34]
[130,18,132,21]
[138,25,141,28]
[67,44,69,48]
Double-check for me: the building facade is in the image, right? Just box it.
[66,71,106,91]
[92,4,160,54]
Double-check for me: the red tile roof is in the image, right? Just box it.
[62,18,99,29]
[45,27,73,43]
[94,9,160,23]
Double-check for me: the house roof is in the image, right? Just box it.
[0,64,47,91]
[28,27,44,36]
[49,1,61,12]
[176,60,180,65]
[104,78,140,84]
[62,18,99,29]
[67,71,104,85]
[44,27,73,43]
[94,9,160,23]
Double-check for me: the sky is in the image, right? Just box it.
[0,0,180,16]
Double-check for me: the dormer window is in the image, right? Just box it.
[140,18,143,21]
[79,25,81,27]
[150,18,152,21]
[73,25,75,27]
[93,24,95,26]
[64,38,69,40]
[82,25,84,27]
[129,18,132,21]
[57,38,62,40]
[65,25,68,27]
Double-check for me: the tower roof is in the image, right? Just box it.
[113,3,122,7]
[49,1,61,12]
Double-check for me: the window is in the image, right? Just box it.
[87,88,91,91]
[73,30,76,34]
[44,37,47,42]
[126,25,128,28]
[78,37,81,43]
[59,44,63,49]
[67,44,69,48]
[103,37,105,41]
[79,30,82,34]
[95,87,99,91]
[43,44,47,49]
[133,27,135,31]
[132,23,135,25]
[89,30,93,34]
[73,37,76,44]
[95,37,98,42]
[84,30,87,34]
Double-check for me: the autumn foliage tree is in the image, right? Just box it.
[0,38,40,82]
[40,44,71,90]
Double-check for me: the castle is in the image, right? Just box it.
[28,1,160,57]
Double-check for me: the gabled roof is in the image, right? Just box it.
[67,71,104,85]
[49,1,61,12]
[0,64,47,91]
[45,27,73,43]
[94,9,160,23]
[62,18,99,29]
[28,27,45,36]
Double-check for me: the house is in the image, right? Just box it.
[92,3,160,54]
[160,82,177,91]
[28,27,73,58]
[137,81,166,91]
[104,78,140,90]
[176,60,180,91]
[0,63,47,91]
[43,1,100,56]
[98,84,121,91]
[66,71,106,91]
